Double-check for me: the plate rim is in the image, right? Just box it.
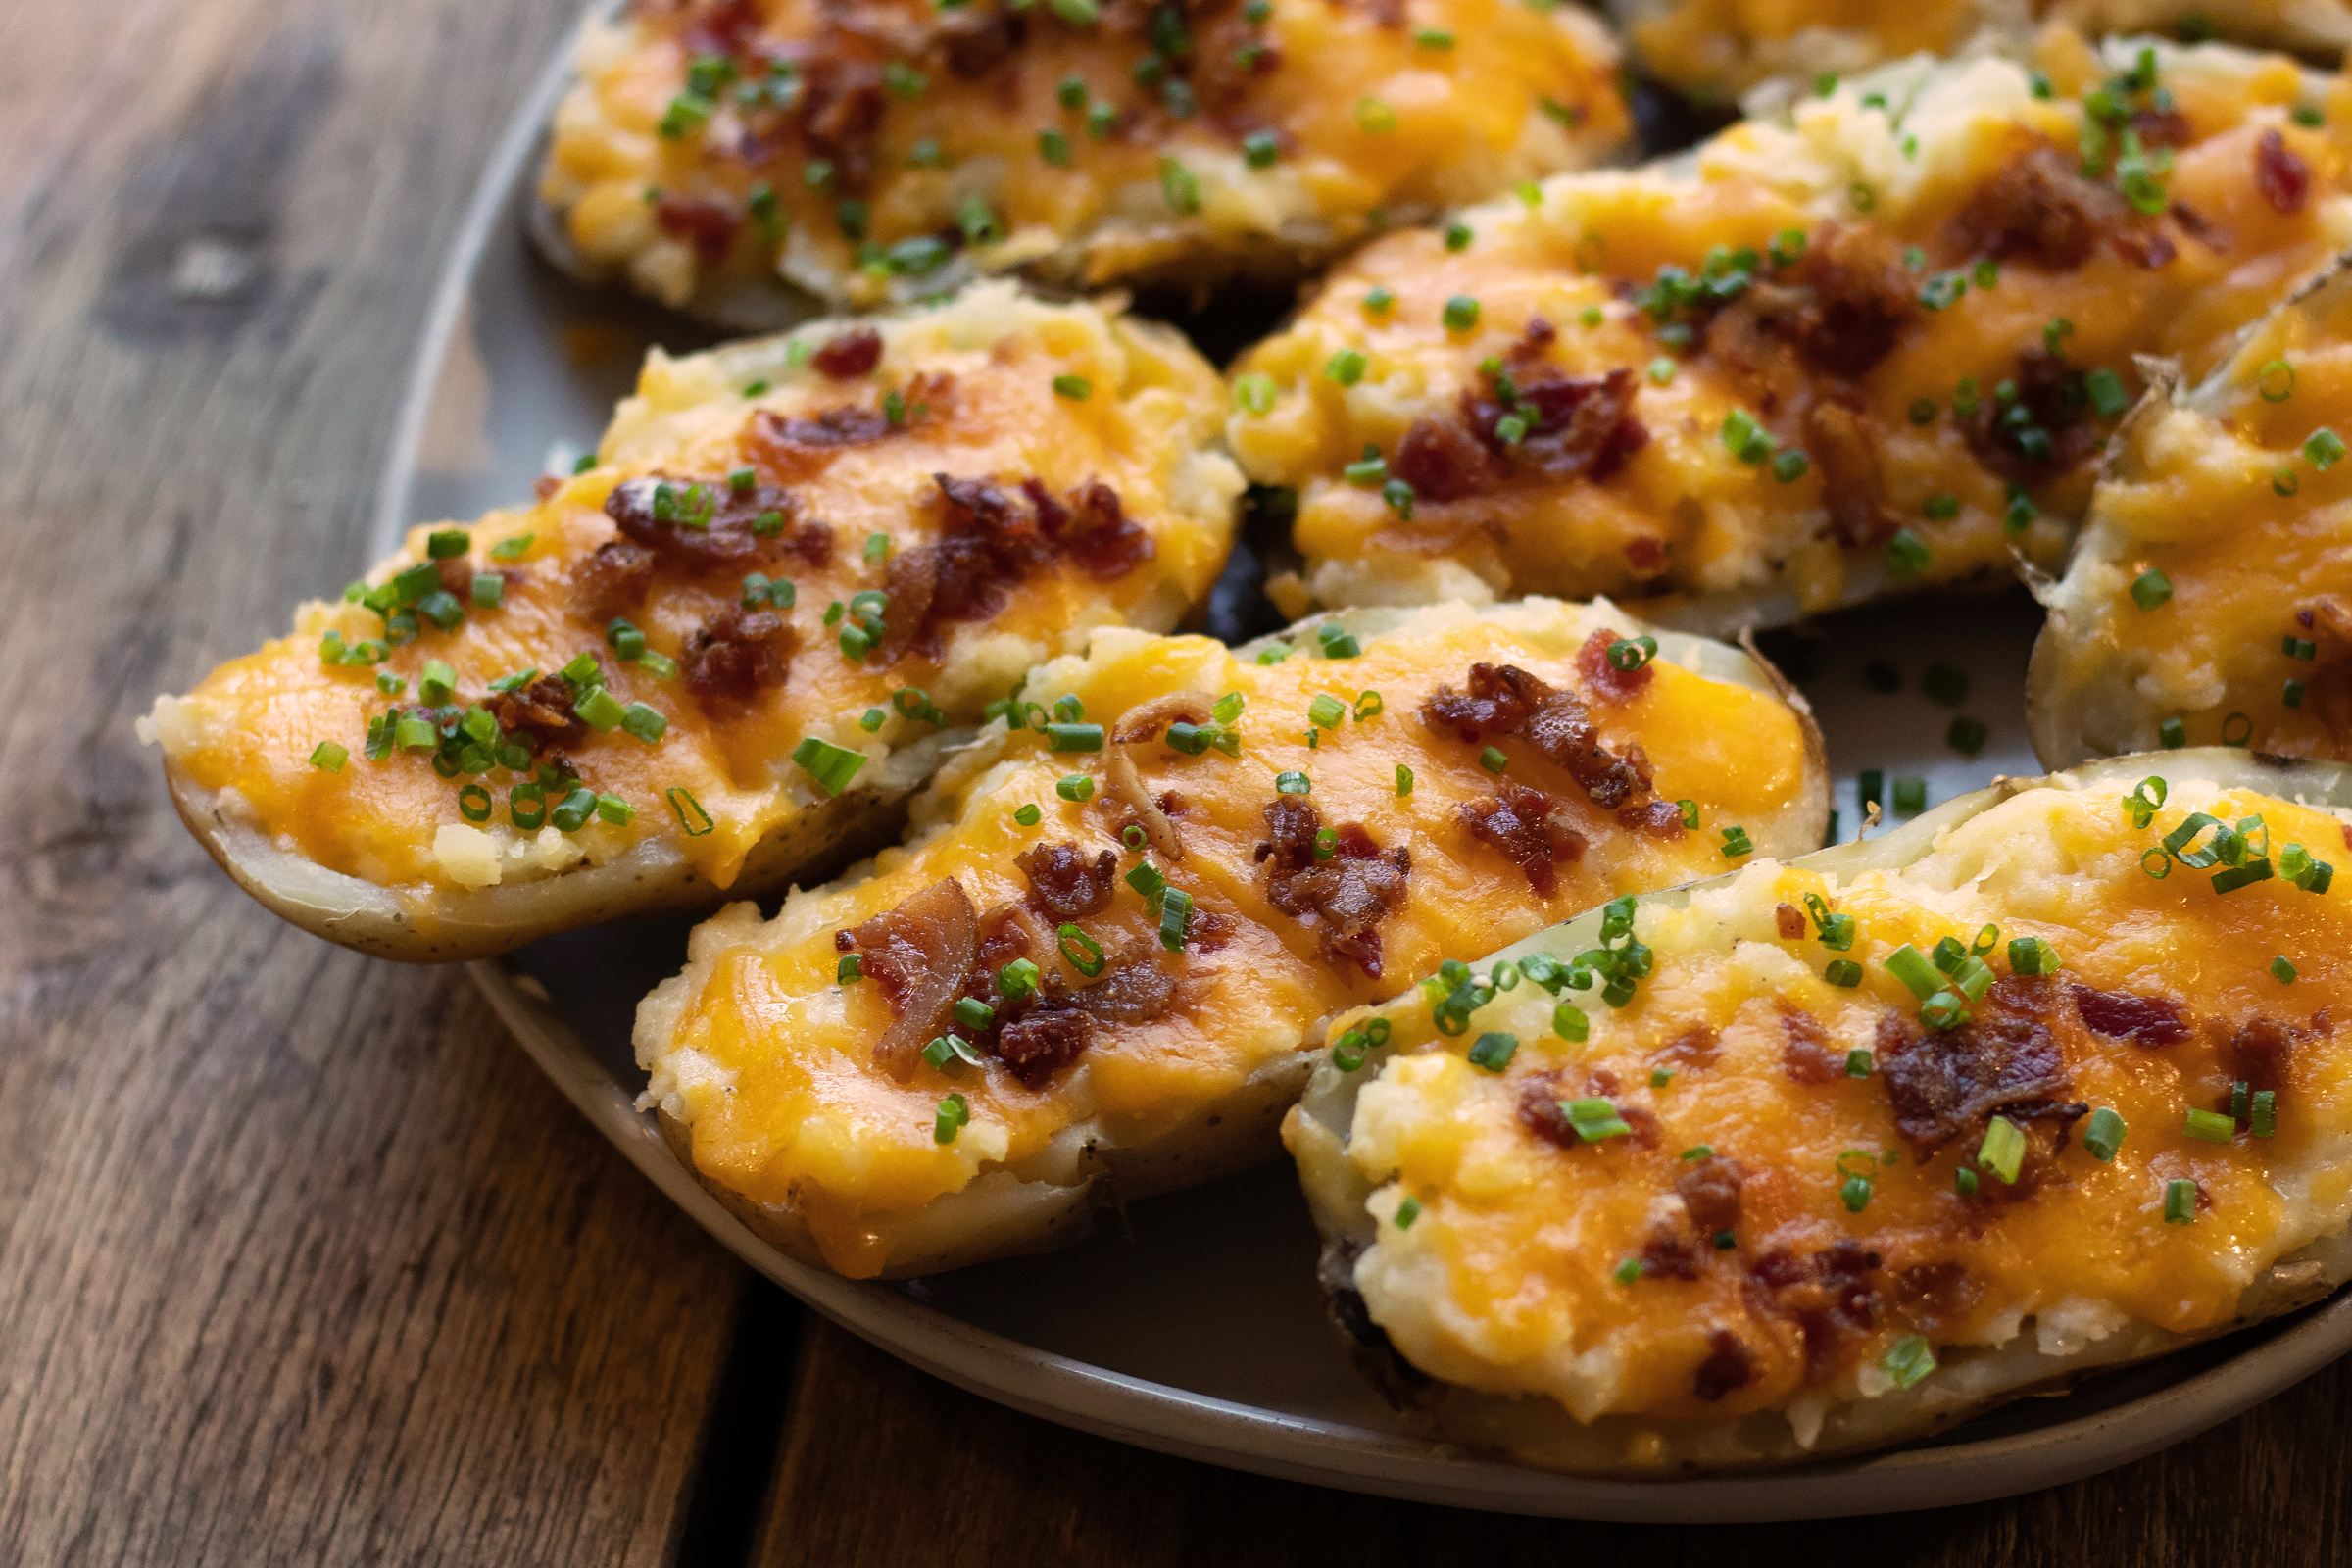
[390,8,2352,1519]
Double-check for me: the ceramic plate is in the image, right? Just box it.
[373,12,2352,1520]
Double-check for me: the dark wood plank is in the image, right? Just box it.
[756,1317,2348,1567]
[0,0,751,1561]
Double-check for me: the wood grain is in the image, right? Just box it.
[0,0,751,1562]
[757,1318,2350,1567]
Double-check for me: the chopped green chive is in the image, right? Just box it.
[1058,922,1106,977]
[1276,770,1311,795]
[1720,825,1752,858]
[2130,568,2173,611]
[1234,373,1277,416]
[1563,1097,1632,1141]
[1355,97,1396,132]
[1055,773,1095,803]
[2164,1178,2197,1224]
[1947,716,1987,757]
[1892,777,1927,814]
[1242,129,1279,168]
[791,737,866,797]
[2307,428,2347,468]
[1442,295,1480,332]
[667,786,713,836]
[2252,1090,2277,1137]
[1394,1195,1421,1229]
[1318,623,1361,659]
[2273,954,2298,984]
[1479,745,1508,773]
[1158,887,1194,951]
[1444,221,1472,251]
[1326,349,1367,386]
[934,1093,969,1145]
[1158,156,1200,215]
[308,741,347,772]
[1052,373,1092,400]
[2082,1106,2127,1161]
[1886,528,1933,574]
[621,703,667,744]
[1881,1335,1936,1389]
[1978,1115,2026,1184]
[1825,959,1862,987]
[1395,763,1414,797]
[1039,127,1072,166]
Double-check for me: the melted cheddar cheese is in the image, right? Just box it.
[2036,258,2352,761]
[1227,29,2352,628]
[634,600,1822,1276]
[541,0,1628,314]
[1303,772,2352,1434]
[142,283,1238,899]
[1617,0,2352,105]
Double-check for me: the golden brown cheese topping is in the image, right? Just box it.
[141,286,1238,897]
[1226,29,2352,628]
[540,0,1628,311]
[1301,773,2352,1430]
[2035,257,2352,761]
[633,602,1823,1275]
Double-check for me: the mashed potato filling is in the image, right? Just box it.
[143,283,1238,898]
[1228,29,2352,627]
[633,600,1822,1276]
[1314,772,2352,1429]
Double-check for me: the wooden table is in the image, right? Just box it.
[3,1,2346,1561]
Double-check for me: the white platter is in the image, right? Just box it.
[373,12,2352,1520]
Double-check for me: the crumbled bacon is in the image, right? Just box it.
[996,1009,1090,1088]
[1782,1008,1843,1085]
[1948,146,2133,270]
[798,53,885,195]
[1749,1241,1881,1383]
[1964,348,2108,483]
[1692,1329,1756,1402]
[939,6,1025,76]
[488,675,586,754]
[2299,594,2352,752]
[1461,365,1647,481]
[1419,659,1655,810]
[1016,842,1118,921]
[2068,982,2188,1047]
[1618,799,1688,837]
[2258,128,2311,215]
[2132,107,2194,147]
[1052,478,1155,580]
[654,196,743,266]
[1642,1227,1705,1281]
[1809,400,1892,546]
[1775,903,1805,940]
[1066,959,1182,1024]
[1574,627,1652,704]
[604,474,820,572]
[682,607,792,707]
[1760,221,1915,379]
[1457,781,1588,896]
[1392,416,1498,502]
[1881,978,2075,1153]
[1652,1026,1718,1074]
[573,540,657,622]
[839,878,978,1078]
[2169,199,2231,251]
[811,323,884,378]
[2222,1015,2306,1091]
[1255,802,1410,978]
[1678,1155,1742,1235]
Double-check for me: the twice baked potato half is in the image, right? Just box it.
[2031,252,2352,767]
[632,598,1830,1278]
[1616,0,2352,108]
[535,0,1629,327]
[1288,750,2352,1474]
[141,283,1240,960]
[1226,27,2352,636]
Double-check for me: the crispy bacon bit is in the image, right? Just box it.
[2299,594,2352,750]
[2223,1015,2304,1091]
[1949,146,2131,270]
[1642,1227,1705,1281]
[1392,416,1498,502]
[1692,1329,1756,1402]
[1419,660,1654,809]
[1782,1008,1842,1085]
[1516,1072,1649,1151]
[1751,1241,1882,1382]
[1882,978,2075,1153]
[752,402,891,455]
[811,324,884,378]
[799,53,885,194]
[1965,348,2107,483]
[654,196,743,266]
[604,474,815,572]
[1068,959,1182,1024]
[1461,365,1647,481]
[1809,400,1892,546]
[1575,628,1652,704]
[1653,1026,1719,1073]
[1623,536,1667,574]
[1770,221,1915,379]
[996,1009,1090,1088]
[1677,1155,1742,1235]
[572,540,657,621]
[488,675,586,754]
[2112,226,2177,270]
[682,607,792,707]
[1053,477,1155,580]
[1256,803,1411,979]
[2258,128,2311,215]
[940,6,1025,76]
[2069,982,2188,1047]
[1775,903,1805,940]
[1458,782,1588,896]
[1618,798,1688,837]
[841,878,978,1079]
[1420,661,1546,741]
[1896,1260,1977,1326]
[2169,199,2231,251]
[1016,842,1118,921]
